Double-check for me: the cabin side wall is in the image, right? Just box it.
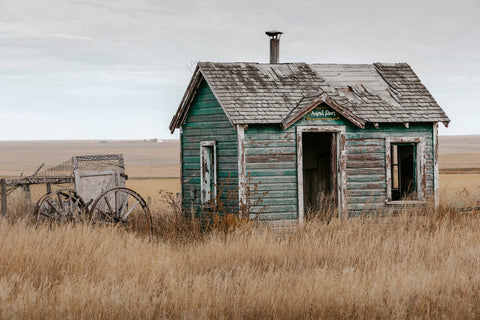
[244,114,434,220]
[181,80,238,215]
[345,123,434,215]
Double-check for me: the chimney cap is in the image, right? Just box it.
[265,30,283,39]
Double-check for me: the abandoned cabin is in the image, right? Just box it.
[169,31,450,222]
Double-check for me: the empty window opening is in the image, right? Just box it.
[302,132,336,217]
[200,141,216,205]
[391,143,416,200]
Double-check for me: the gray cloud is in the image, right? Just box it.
[0,0,478,139]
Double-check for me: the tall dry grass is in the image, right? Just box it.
[1,203,480,319]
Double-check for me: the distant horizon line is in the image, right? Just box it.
[0,134,478,142]
[0,138,179,142]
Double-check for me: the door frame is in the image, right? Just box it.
[296,126,346,222]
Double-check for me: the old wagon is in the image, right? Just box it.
[33,154,152,231]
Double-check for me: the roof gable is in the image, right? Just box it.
[280,93,365,129]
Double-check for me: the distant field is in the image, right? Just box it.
[0,136,479,201]
[439,135,480,171]
[0,139,179,178]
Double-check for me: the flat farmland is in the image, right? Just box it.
[0,140,181,201]
[0,135,479,203]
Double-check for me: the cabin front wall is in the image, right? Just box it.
[244,114,435,220]
[180,80,239,215]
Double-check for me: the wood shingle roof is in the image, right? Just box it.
[170,62,449,132]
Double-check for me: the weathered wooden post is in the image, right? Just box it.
[46,183,52,193]
[23,185,32,207]
[1,179,7,217]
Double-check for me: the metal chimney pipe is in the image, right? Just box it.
[265,30,283,64]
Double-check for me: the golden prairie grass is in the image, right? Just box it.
[2,205,480,319]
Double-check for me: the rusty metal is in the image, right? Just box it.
[265,30,283,64]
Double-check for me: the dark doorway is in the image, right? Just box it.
[302,132,336,217]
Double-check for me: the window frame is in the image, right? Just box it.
[200,140,217,206]
[385,137,425,204]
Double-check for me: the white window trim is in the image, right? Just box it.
[296,125,347,222]
[385,137,426,204]
[200,140,217,205]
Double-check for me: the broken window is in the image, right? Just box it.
[391,143,416,200]
[200,141,216,205]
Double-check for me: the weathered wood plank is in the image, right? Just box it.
[183,121,234,129]
[347,203,385,211]
[254,212,297,220]
[348,196,386,204]
[346,153,384,161]
[347,175,384,183]
[245,131,295,141]
[248,169,297,177]
[346,138,384,147]
[183,128,237,136]
[346,146,383,154]
[247,176,297,184]
[346,167,385,175]
[246,162,296,170]
[186,107,226,116]
[346,160,384,168]
[254,182,298,191]
[347,189,384,197]
[260,190,298,198]
[246,140,296,148]
[246,154,296,163]
[246,146,296,155]
[347,181,386,189]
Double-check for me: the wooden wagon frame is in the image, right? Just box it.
[1,154,151,230]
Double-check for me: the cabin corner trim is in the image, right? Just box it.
[433,122,439,208]
[237,124,247,212]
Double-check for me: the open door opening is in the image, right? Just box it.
[302,132,337,218]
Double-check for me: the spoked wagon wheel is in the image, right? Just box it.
[89,187,152,234]
[34,189,88,223]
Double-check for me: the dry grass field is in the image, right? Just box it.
[0,136,479,319]
[2,208,480,319]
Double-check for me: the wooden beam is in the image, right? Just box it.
[23,185,32,207]
[1,179,6,217]
[31,163,45,179]
[433,122,439,208]
[237,124,247,214]
[4,177,73,187]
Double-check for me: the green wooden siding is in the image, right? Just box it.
[180,83,436,220]
[244,111,435,219]
[181,80,238,215]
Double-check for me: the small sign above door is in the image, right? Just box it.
[306,107,339,120]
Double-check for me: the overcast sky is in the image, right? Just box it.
[0,0,478,140]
